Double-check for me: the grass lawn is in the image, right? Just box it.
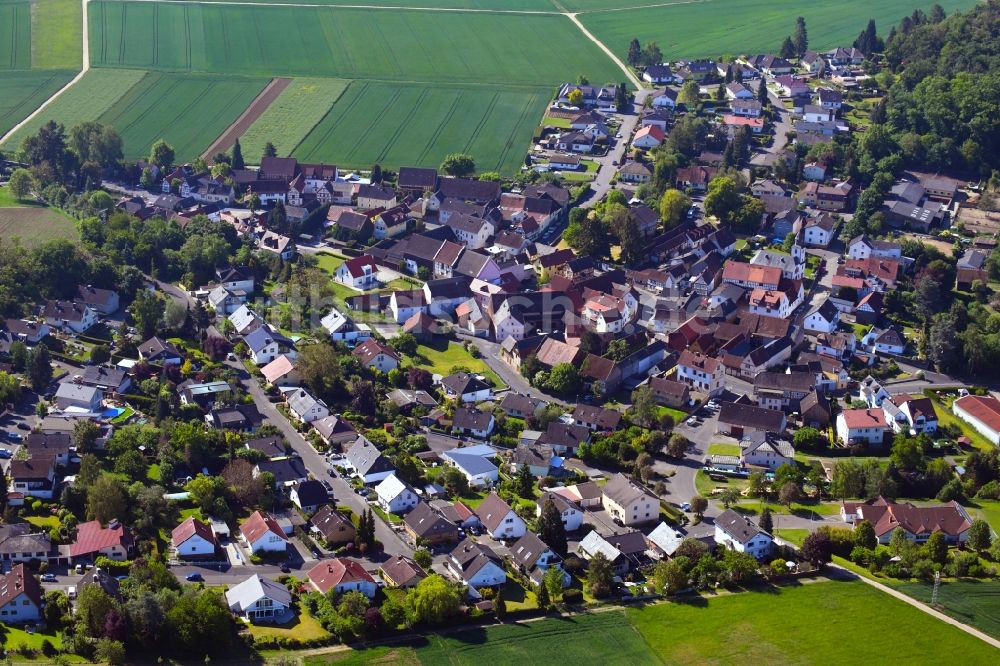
[313,252,348,275]
[970,499,1000,533]
[501,578,537,612]
[410,340,504,388]
[734,499,841,519]
[542,114,571,128]
[890,579,1000,640]
[655,405,688,423]
[706,443,741,456]
[694,469,749,498]
[0,623,68,655]
[773,528,808,546]
[925,391,996,453]
[372,505,403,524]
[627,580,998,663]
[24,515,59,531]
[0,187,79,248]
[110,406,134,424]
[248,607,330,642]
[146,463,162,483]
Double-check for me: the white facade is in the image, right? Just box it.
[486,510,526,540]
[246,531,287,554]
[714,524,773,560]
[375,475,419,514]
[536,501,583,531]
[176,534,216,558]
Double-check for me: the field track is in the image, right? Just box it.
[200,76,290,159]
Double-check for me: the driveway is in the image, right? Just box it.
[577,88,652,210]
[750,78,792,167]
[462,336,567,406]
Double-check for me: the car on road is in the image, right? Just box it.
[16,423,29,431]
[679,502,691,511]
[321,480,333,494]
[40,573,57,582]
[185,573,203,582]
[279,563,291,574]
[5,431,22,442]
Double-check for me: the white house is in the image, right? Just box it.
[375,474,419,514]
[836,408,888,446]
[440,372,492,403]
[228,305,263,336]
[442,450,499,487]
[474,492,526,540]
[651,88,678,109]
[309,558,378,599]
[535,491,583,531]
[847,235,902,261]
[803,162,827,181]
[351,339,400,373]
[0,565,42,624]
[803,299,840,334]
[863,326,906,355]
[335,255,379,289]
[714,509,773,560]
[226,574,293,624]
[882,394,938,436]
[802,214,835,247]
[287,388,330,423]
[345,436,396,484]
[739,433,795,471]
[448,539,507,589]
[240,511,288,554]
[677,350,724,396]
[43,300,98,334]
[54,383,103,412]
[171,517,218,559]
[244,326,295,366]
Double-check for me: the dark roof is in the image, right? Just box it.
[397,167,438,190]
[437,177,501,204]
[293,480,329,508]
[404,502,458,539]
[246,436,287,458]
[718,401,786,431]
[441,372,490,397]
[716,509,768,544]
[257,457,308,484]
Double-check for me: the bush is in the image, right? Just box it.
[975,480,1000,499]
[561,589,583,603]
[40,639,56,657]
[912,559,935,580]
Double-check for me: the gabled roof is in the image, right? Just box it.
[0,564,42,610]
[346,437,394,477]
[226,574,291,612]
[375,474,415,503]
[171,517,217,548]
[717,401,786,431]
[70,520,132,557]
[352,339,400,365]
[474,492,516,532]
[240,511,286,545]
[716,509,769,544]
[380,555,426,587]
[404,502,457,539]
[441,372,490,396]
[602,473,655,507]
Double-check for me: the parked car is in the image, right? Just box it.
[185,573,203,582]
[0,450,12,459]
[279,563,291,574]
[5,431,22,442]
[40,573,57,582]
[16,423,30,431]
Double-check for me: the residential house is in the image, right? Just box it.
[714,509,773,560]
[956,249,989,290]
[375,474,419,514]
[847,235,902,261]
[440,372,492,404]
[651,87,678,109]
[841,497,973,544]
[312,415,358,449]
[648,376,690,408]
[259,231,295,260]
[0,525,52,563]
[70,520,133,561]
[601,473,658,527]
[240,511,288,554]
[451,407,496,439]
[207,284,247,315]
[137,336,182,365]
[535,491,583,531]
[335,255,379,290]
[882,393,938,436]
[619,161,652,183]
[836,408,888,446]
[0,565,43,623]
[862,326,906,355]
[228,305,263,336]
[802,213,836,247]
[447,538,506,589]
[510,532,570,587]
[804,298,840,333]
[345,437,395,484]
[205,404,262,432]
[474,492,526,540]
[404,502,459,545]
[287,388,330,424]
[246,436,287,460]
[178,380,232,409]
[308,558,378,599]
[290,480,328,514]
[752,371,817,411]
[244,326,296,366]
[739,431,795,470]
[800,389,832,428]
[311,505,357,547]
[717,401,787,438]
[357,184,397,211]
[539,422,590,456]
[54,383,103,412]
[499,393,545,419]
[261,354,300,387]
[42,300,97,334]
[632,125,664,149]
[732,99,763,118]
[76,285,119,315]
[226,574,293,624]
[351,339,400,373]
[442,447,498,486]
[171,517,218,559]
[571,405,621,431]
[2,319,49,345]
[577,531,647,575]
[676,350,724,396]
[380,555,427,589]
[642,64,675,84]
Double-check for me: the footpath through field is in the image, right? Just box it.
[0,0,91,145]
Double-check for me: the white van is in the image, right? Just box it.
[67,586,77,600]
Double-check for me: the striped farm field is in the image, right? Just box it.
[0,0,32,69]
[87,1,624,85]
[194,0,561,7]
[239,77,350,164]
[97,72,269,161]
[292,81,549,174]
[1,68,146,150]
[0,69,76,137]
[580,0,979,62]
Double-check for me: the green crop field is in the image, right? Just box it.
[0,186,79,248]
[892,579,1000,640]
[627,580,999,664]
[305,581,995,665]
[0,68,146,150]
[87,1,624,85]
[292,81,548,174]
[0,68,75,137]
[239,77,350,164]
[31,0,83,68]
[195,0,561,7]
[579,0,979,62]
[0,1,32,69]
[97,72,269,161]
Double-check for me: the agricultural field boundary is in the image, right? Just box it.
[0,0,91,145]
[200,76,291,158]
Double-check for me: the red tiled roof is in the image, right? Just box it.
[953,395,1000,433]
[70,520,131,557]
[308,558,375,593]
[840,408,887,429]
[171,517,218,548]
[240,511,286,546]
